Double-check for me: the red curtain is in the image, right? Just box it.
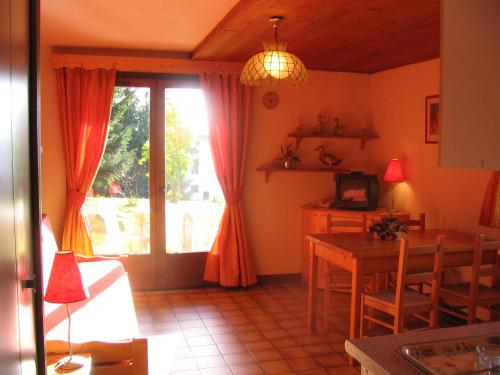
[56,68,116,255]
[200,72,257,287]
[479,171,500,228]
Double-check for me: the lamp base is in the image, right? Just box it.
[54,355,88,373]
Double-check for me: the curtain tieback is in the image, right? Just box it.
[67,188,87,209]
[225,191,240,207]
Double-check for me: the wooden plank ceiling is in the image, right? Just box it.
[192,0,440,73]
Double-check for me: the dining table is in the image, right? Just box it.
[306,229,486,343]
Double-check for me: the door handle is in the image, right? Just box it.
[21,278,35,289]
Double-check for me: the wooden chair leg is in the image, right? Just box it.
[323,267,332,330]
[467,303,476,325]
[360,295,366,338]
[394,314,403,335]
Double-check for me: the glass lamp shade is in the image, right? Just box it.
[241,40,307,86]
[45,251,89,304]
[383,158,405,183]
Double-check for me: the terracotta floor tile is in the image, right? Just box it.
[255,321,281,331]
[190,345,220,357]
[217,342,247,355]
[295,335,324,346]
[251,349,283,362]
[230,363,265,375]
[279,346,311,359]
[259,359,292,374]
[136,281,360,375]
[245,340,274,351]
[304,343,336,356]
[179,319,205,328]
[195,355,227,368]
[223,352,256,365]
[200,366,233,375]
[314,353,347,367]
[327,365,360,374]
[288,356,321,371]
[296,368,329,375]
[211,333,241,344]
[238,331,266,342]
[173,357,198,370]
[207,325,234,334]
[187,335,215,347]
[262,329,289,340]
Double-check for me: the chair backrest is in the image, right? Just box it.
[326,213,367,233]
[401,213,426,231]
[469,235,500,297]
[394,236,444,311]
[46,338,148,375]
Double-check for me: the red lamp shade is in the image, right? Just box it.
[45,251,89,304]
[383,158,405,182]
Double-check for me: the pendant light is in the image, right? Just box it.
[240,16,307,87]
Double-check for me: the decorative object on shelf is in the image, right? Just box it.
[369,216,408,240]
[240,16,307,87]
[314,145,342,167]
[287,128,379,150]
[332,118,346,136]
[425,95,440,144]
[275,142,300,169]
[313,112,329,135]
[45,251,90,372]
[262,91,280,109]
[384,158,405,212]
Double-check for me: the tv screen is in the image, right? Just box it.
[335,173,379,210]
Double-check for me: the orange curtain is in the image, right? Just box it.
[56,67,116,255]
[200,72,257,287]
[479,171,500,228]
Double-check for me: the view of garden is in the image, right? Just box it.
[84,86,224,255]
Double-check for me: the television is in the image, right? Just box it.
[334,172,379,210]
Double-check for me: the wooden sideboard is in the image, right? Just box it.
[301,206,409,287]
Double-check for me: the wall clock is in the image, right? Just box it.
[262,91,279,110]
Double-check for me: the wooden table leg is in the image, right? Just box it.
[349,259,363,365]
[349,259,363,340]
[308,241,318,332]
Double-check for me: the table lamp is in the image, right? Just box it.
[383,158,405,212]
[45,251,89,371]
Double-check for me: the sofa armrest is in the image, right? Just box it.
[76,254,128,271]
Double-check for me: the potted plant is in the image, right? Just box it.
[369,217,408,240]
[275,142,300,169]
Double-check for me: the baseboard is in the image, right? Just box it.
[257,273,302,284]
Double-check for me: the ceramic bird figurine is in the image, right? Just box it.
[314,145,343,167]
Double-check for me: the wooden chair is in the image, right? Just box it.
[323,213,372,329]
[401,213,426,231]
[386,213,426,291]
[46,339,148,375]
[439,234,500,324]
[360,236,444,336]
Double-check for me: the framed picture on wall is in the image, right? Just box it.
[425,95,440,144]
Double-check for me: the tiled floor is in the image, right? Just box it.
[132,281,360,375]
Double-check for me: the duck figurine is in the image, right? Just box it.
[314,146,343,167]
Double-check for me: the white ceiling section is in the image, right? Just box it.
[41,0,240,52]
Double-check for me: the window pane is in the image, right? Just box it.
[83,86,151,255]
[164,88,224,253]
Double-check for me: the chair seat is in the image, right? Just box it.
[364,290,432,310]
[441,283,500,302]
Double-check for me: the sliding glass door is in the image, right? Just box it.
[85,76,222,290]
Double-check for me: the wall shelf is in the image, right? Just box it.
[287,130,379,150]
[257,163,350,183]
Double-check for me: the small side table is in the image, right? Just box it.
[46,354,91,375]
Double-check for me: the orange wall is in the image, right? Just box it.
[368,59,500,239]
[244,71,372,275]
[40,39,67,243]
